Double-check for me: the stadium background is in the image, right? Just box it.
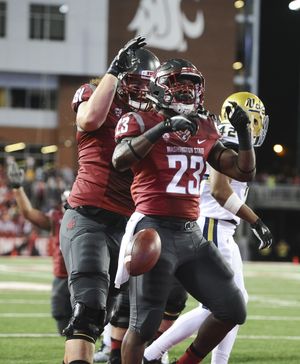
[0,0,300,262]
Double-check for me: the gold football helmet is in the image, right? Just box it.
[219,91,269,147]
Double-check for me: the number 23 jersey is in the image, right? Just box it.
[115,110,220,220]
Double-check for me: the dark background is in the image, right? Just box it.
[258,0,300,176]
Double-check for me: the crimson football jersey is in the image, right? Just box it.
[47,208,67,278]
[115,111,220,220]
[68,83,135,217]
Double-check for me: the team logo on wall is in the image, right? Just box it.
[128,0,204,52]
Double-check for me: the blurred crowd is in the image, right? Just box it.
[1,161,300,259]
[0,161,75,253]
[254,171,300,187]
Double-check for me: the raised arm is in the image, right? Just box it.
[208,103,256,182]
[7,162,51,230]
[77,36,147,132]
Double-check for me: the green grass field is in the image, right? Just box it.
[0,257,299,364]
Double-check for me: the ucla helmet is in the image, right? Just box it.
[219,91,269,147]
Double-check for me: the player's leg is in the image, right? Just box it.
[51,276,72,335]
[60,209,115,364]
[107,287,130,363]
[94,324,112,362]
[121,219,175,364]
[144,279,188,362]
[175,229,246,363]
[210,238,248,364]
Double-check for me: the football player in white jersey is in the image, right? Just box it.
[143,92,273,364]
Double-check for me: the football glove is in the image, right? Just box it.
[226,102,250,132]
[164,115,198,135]
[251,218,273,250]
[107,36,147,78]
[7,161,25,189]
[226,101,252,150]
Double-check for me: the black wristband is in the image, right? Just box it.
[127,140,142,160]
[236,127,252,150]
[144,122,168,143]
[251,218,261,229]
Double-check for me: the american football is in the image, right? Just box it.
[125,228,161,276]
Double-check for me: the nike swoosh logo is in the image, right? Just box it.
[197,139,206,145]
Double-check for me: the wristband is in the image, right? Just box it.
[236,127,252,150]
[223,192,244,215]
[127,140,142,160]
[144,122,167,143]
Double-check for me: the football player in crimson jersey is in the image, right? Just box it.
[143,92,273,364]
[58,36,163,364]
[6,161,72,335]
[112,59,257,364]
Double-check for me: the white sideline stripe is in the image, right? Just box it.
[0,282,51,291]
[0,313,299,321]
[248,315,300,321]
[0,299,49,304]
[238,335,300,341]
[0,333,58,338]
[0,313,51,317]
[190,334,300,341]
[1,333,300,340]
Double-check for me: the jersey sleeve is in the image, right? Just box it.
[115,112,145,143]
[71,83,96,113]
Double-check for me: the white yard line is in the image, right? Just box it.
[0,313,51,317]
[0,313,299,321]
[1,333,299,341]
[0,282,51,291]
[0,299,49,304]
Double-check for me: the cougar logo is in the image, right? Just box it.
[128,0,204,52]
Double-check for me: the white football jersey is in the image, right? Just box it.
[199,164,248,225]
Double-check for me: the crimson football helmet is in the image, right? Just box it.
[118,48,160,111]
[148,58,205,115]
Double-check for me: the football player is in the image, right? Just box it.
[143,92,272,364]
[112,58,257,364]
[58,36,161,364]
[6,161,72,335]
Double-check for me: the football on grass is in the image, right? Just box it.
[125,228,161,276]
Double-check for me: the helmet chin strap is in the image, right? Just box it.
[170,103,196,115]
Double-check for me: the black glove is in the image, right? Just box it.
[7,161,24,189]
[163,115,197,135]
[144,115,197,144]
[107,36,147,78]
[251,218,273,250]
[226,102,252,150]
[226,102,250,132]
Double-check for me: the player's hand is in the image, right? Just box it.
[164,115,197,135]
[251,218,273,250]
[226,102,250,132]
[107,36,147,78]
[7,161,25,189]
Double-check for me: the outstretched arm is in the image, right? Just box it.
[209,167,272,249]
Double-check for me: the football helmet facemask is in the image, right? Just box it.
[118,48,160,112]
[219,91,269,147]
[148,58,205,115]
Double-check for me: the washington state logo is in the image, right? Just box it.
[128,0,204,52]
